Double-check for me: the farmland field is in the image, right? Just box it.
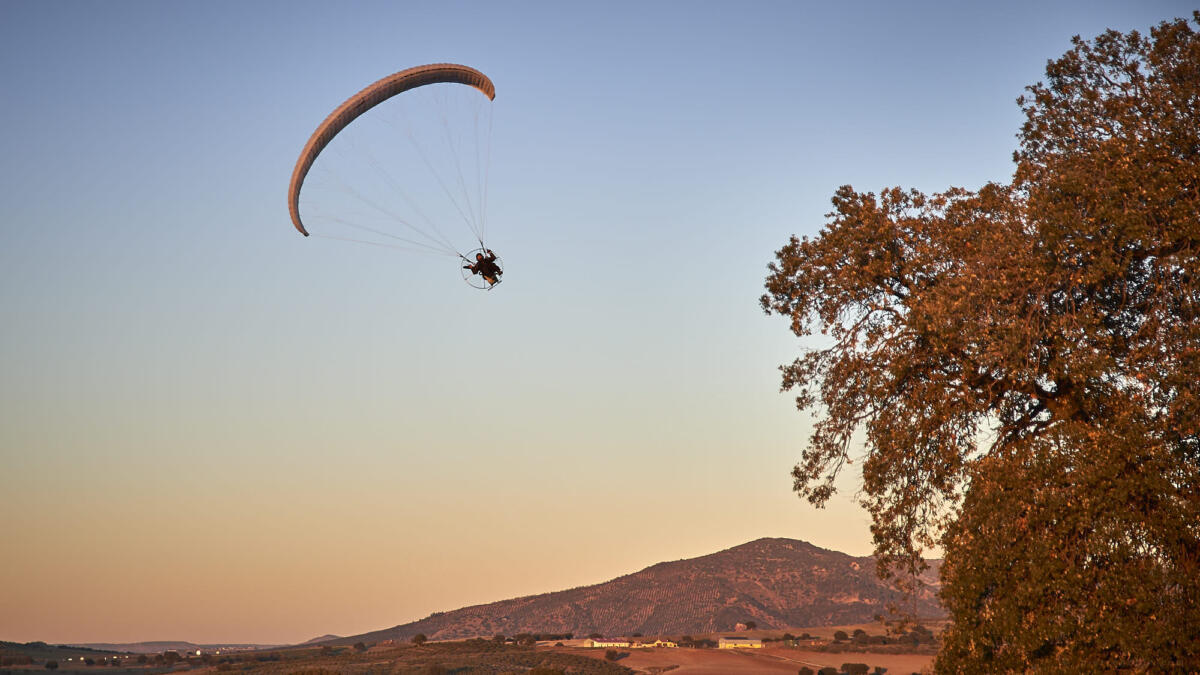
[557,644,933,674]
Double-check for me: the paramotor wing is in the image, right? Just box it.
[288,63,496,237]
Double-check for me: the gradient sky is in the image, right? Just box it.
[1,0,1191,645]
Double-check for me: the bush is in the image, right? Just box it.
[513,633,536,646]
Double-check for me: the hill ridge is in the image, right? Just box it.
[333,537,942,644]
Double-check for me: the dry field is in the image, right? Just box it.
[552,645,934,674]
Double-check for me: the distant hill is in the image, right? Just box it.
[331,537,943,644]
[68,641,277,654]
[298,634,342,645]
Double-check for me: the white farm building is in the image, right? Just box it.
[718,637,763,649]
[583,638,631,648]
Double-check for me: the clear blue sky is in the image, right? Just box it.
[1,0,1190,644]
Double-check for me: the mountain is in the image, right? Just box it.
[333,537,943,644]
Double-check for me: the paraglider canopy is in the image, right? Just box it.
[288,63,496,237]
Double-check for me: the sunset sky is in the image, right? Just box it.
[2,0,1190,645]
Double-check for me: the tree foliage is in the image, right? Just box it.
[761,14,1200,670]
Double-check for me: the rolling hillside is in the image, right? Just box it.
[337,537,943,643]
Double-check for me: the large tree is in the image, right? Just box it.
[761,15,1199,671]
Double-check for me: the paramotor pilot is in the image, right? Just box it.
[464,249,502,287]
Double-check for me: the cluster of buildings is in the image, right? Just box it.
[582,638,678,649]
